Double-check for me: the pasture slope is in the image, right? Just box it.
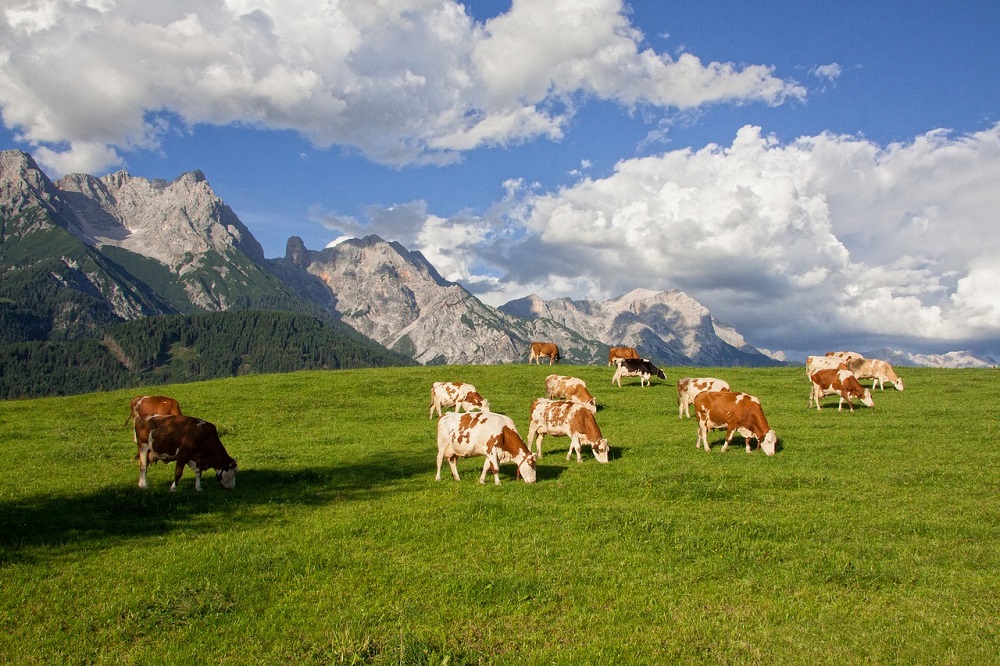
[0,364,997,664]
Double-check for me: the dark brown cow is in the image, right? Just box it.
[607,346,640,366]
[529,341,561,365]
[694,390,777,455]
[527,398,609,463]
[134,415,237,491]
[545,374,597,413]
[808,368,874,412]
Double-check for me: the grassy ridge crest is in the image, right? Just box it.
[1,364,997,663]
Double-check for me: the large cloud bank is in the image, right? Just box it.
[0,0,802,175]
[324,124,1000,357]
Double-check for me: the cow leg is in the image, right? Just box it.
[479,456,499,485]
[187,461,202,491]
[138,448,149,489]
[696,421,709,452]
[447,455,461,482]
[435,449,446,481]
[721,428,735,452]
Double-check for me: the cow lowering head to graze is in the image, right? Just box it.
[544,374,597,413]
[808,368,875,412]
[607,346,640,366]
[677,377,731,418]
[847,358,904,391]
[527,398,609,464]
[529,341,561,365]
[806,355,848,378]
[435,411,537,485]
[694,390,777,455]
[134,415,237,491]
[611,358,667,388]
[428,381,490,418]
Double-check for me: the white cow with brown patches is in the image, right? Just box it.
[676,377,731,418]
[428,381,490,418]
[806,355,848,377]
[545,374,597,413]
[694,390,777,455]
[848,358,904,391]
[435,411,537,485]
[527,398,609,463]
[808,368,875,412]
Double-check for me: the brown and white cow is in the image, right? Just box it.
[694,390,777,455]
[435,411,537,485]
[826,351,865,365]
[134,415,237,491]
[806,355,848,377]
[545,374,597,413]
[125,395,182,427]
[529,341,561,365]
[607,346,640,366]
[527,398,609,463]
[808,368,875,412]
[848,358,904,391]
[676,377,731,418]
[611,358,666,387]
[428,381,490,418]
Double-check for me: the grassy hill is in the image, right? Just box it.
[1,365,997,663]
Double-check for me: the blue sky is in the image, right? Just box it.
[2,0,999,360]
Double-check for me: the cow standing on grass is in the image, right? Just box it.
[527,398,609,463]
[607,346,640,366]
[529,341,561,365]
[677,377,730,418]
[848,358,905,391]
[435,411,537,485]
[428,381,490,418]
[126,395,183,448]
[134,415,237,491]
[611,358,666,387]
[808,368,874,412]
[694,390,777,455]
[545,374,597,413]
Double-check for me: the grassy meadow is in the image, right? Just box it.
[0,363,998,664]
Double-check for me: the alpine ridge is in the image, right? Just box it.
[1,149,781,366]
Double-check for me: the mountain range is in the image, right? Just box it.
[1,149,991,369]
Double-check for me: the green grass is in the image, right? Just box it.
[1,365,998,664]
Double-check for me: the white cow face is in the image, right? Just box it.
[592,438,610,464]
[893,378,905,391]
[861,389,875,408]
[219,464,237,489]
[517,454,537,483]
[761,431,778,456]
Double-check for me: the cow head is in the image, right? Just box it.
[218,462,237,489]
[860,389,874,408]
[516,453,537,483]
[591,438,610,464]
[760,430,777,456]
[893,378,905,391]
[655,368,667,380]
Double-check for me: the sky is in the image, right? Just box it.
[2,0,999,361]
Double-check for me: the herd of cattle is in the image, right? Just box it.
[125,343,903,490]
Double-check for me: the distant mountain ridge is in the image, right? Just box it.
[8,148,984,370]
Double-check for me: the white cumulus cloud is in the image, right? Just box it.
[0,0,804,175]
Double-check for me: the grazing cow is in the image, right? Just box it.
[808,368,875,412]
[134,415,237,491]
[529,341,561,365]
[527,398,609,463]
[848,358,905,391]
[694,390,777,455]
[826,351,865,365]
[607,346,640,366]
[806,355,848,377]
[676,377,731,418]
[428,381,490,418]
[611,358,667,387]
[125,395,182,427]
[545,374,597,413]
[435,412,537,485]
